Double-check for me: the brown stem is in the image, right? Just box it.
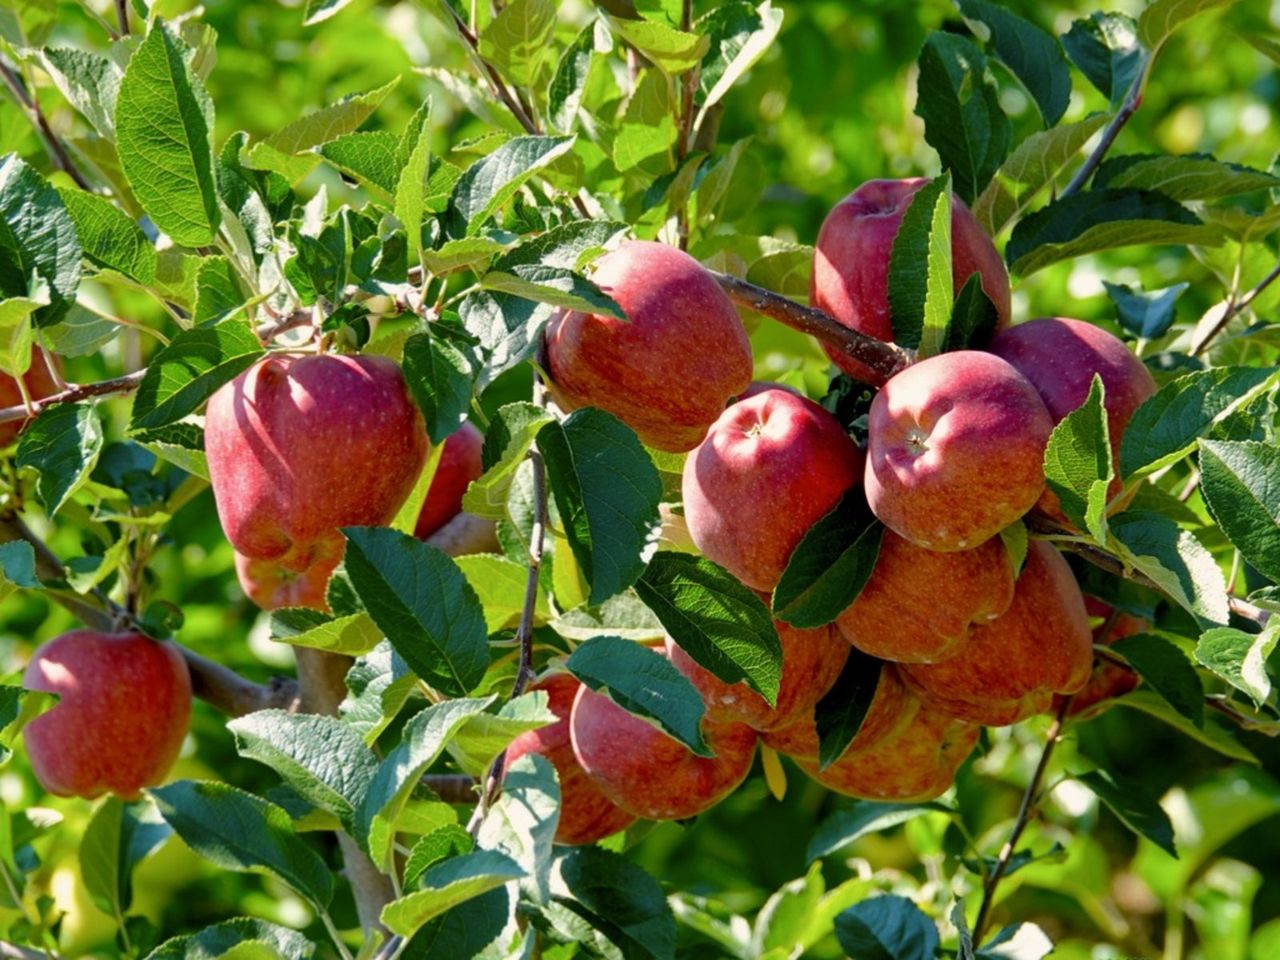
[256,309,315,344]
[115,0,130,34]
[972,696,1073,944]
[0,371,145,426]
[1060,52,1149,199]
[1192,258,1280,356]
[0,58,92,191]
[423,773,481,804]
[711,271,914,383]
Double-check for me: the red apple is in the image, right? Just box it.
[811,178,1011,384]
[570,678,758,821]
[23,631,191,799]
[0,348,61,448]
[683,388,864,590]
[900,542,1093,726]
[988,317,1157,523]
[836,530,1015,663]
[666,616,848,733]
[235,533,344,612]
[414,421,484,540]
[205,354,429,569]
[1056,597,1144,718]
[505,674,637,845]
[545,240,753,452]
[864,351,1053,551]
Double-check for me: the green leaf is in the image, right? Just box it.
[0,296,39,378]
[547,21,609,134]
[608,18,709,74]
[635,551,782,705]
[58,187,156,285]
[193,257,247,327]
[614,68,678,175]
[462,402,554,519]
[150,780,334,908]
[447,693,557,777]
[955,0,1071,126]
[1117,689,1256,764]
[1095,155,1280,202]
[402,332,473,445]
[341,527,490,698]
[887,172,952,355]
[1119,368,1277,478]
[341,641,420,745]
[815,648,881,770]
[303,0,355,26]
[459,290,557,387]
[128,320,264,431]
[808,801,955,863]
[318,131,400,196]
[541,408,663,605]
[551,592,665,642]
[449,136,576,236]
[1196,626,1278,709]
[551,846,677,960]
[1077,769,1177,857]
[456,554,549,633]
[403,825,473,890]
[475,753,560,905]
[1198,440,1280,583]
[80,798,170,921]
[228,710,379,829]
[696,1,784,124]
[39,304,121,358]
[16,402,103,516]
[1111,633,1205,726]
[1103,280,1188,340]
[566,636,710,756]
[396,98,433,271]
[115,23,220,247]
[772,489,883,629]
[971,114,1110,237]
[1111,511,1229,627]
[492,220,628,273]
[0,154,80,326]
[1061,13,1142,108]
[946,272,1001,351]
[38,47,122,139]
[144,918,315,960]
[914,31,1011,203]
[482,264,625,318]
[478,0,556,88]
[277,612,383,656]
[1007,188,1217,276]
[0,542,38,606]
[421,237,507,275]
[1137,0,1235,51]
[834,894,940,960]
[1043,375,1112,541]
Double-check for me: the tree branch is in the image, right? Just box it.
[1060,52,1149,200]
[115,0,130,35]
[423,773,480,804]
[0,371,146,426]
[710,271,914,383]
[0,57,93,191]
[1192,257,1280,356]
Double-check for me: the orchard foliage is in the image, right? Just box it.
[0,0,1279,958]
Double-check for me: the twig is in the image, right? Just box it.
[0,57,92,191]
[256,309,315,343]
[710,271,914,383]
[1192,257,1280,356]
[115,0,130,35]
[972,696,1073,944]
[1060,52,1149,199]
[422,773,480,803]
[0,940,44,960]
[0,371,145,426]
[674,0,697,250]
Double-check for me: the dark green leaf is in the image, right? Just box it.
[475,753,560,904]
[144,918,315,960]
[1138,0,1234,51]
[0,541,38,591]
[193,258,246,327]
[482,264,625,318]
[1043,375,1112,541]
[129,320,264,431]
[1199,440,1280,583]
[696,1,784,119]
[1094,155,1280,202]
[1118,689,1256,764]
[404,826,473,890]
[1103,280,1188,339]
[0,154,80,326]
[1061,13,1142,108]
[16,402,103,516]
[887,172,952,353]
[58,187,156,285]
[341,641,420,744]
[834,894,940,960]
[449,136,576,236]
[80,799,169,921]
[1111,633,1205,726]
[946,272,1000,351]
[459,289,556,388]
[552,846,677,960]
[38,47,121,139]
[461,401,554,519]
[815,648,882,770]
[489,220,627,272]
[808,801,956,863]
[1196,627,1277,709]
[1111,511,1229,627]
[956,0,1071,126]
[1076,768,1177,857]
[547,21,608,134]
[402,333,474,444]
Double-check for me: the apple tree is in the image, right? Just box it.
[1,0,1279,957]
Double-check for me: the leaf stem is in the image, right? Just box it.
[0,57,93,191]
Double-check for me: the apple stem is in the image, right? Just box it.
[710,271,914,382]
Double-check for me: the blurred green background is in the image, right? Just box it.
[3,0,1280,956]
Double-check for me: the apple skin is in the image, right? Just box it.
[23,631,192,799]
[545,241,753,453]
[205,354,429,568]
[504,674,637,845]
[414,421,484,540]
[683,388,864,590]
[796,701,979,802]
[836,530,1016,663]
[811,178,1011,384]
[988,317,1157,523]
[900,542,1093,726]
[570,680,758,821]
[666,616,848,733]
[235,533,344,612]
[864,351,1053,552]
[0,348,61,448]
[1056,597,1143,719]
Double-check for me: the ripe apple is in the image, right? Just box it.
[205,354,429,568]
[811,178,1011,384]
[666,614,848,732]
[864,351,1053,551]
[570,678,758,821]
[544,240,753,453]
[504,673,637,845]
[836,530,1015,663]
[796,700,979,802]
[0,348,61,447]
[235,533,344,612]
[988,317,1157,523]
[24,631,192,799]
[900,542,1093,726]
[414,421,484,540]
[1056,597,1144,718]
[683,388,864,590]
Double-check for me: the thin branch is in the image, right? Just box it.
[1192,257,1280,356]
[674,0,697,250]
[423,773,481,804]
[256,309,316,343]
[0,57,92,191]
[1060,52,1149,199]
[972,696,1073,944]
[710,271,914,383]
[0,371,145,426]
[115,0,130,35]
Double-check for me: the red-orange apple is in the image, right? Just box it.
[988,317,1157,522]
[811,178,1011,384]
[836,531,1015,663]
[0,348,61,447]
[235,534,344,612]
[23,631,191,799]
[900,542,1092,726]
[570,680,758,821]
[1057,597,1144,718]
[205,354,428,568]
[544,241,753,452]
[761,663,917,759]
[683,388,864,590]
[504,674,636,845]
[414,421,484,540]
[864,351,1053,551]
